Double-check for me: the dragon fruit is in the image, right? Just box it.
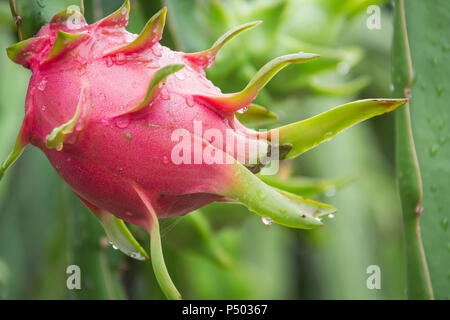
[1,1,407,299]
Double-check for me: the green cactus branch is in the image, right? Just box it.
[393,0,433,299]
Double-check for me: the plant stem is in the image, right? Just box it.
[393,0,433,299]
[9,0,23,41]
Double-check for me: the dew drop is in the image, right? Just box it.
[237,106,249,114]
[261,217,273,226]
[186,97,195,107]
[151,46,162,57]
[115,52,127,65]
[441,217,448,232]
[145,60,159,69]
[115,115,130,129]
[160,90,170,100]
[110,242,119,250]
[130,252,146,261]
[175,71,185,80]
[106,55,114,67]
[41,105,47,111]
[328,214,335,219]
[429,144,439,157]
[324,185,336,197]
[37,78,47,91]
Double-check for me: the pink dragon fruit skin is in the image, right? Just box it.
[1,1,408,299]
[12,6,257,229]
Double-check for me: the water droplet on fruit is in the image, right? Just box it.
[237,106,249,114]
[160,90,170,100]
[175,72,185,80]
[106,56,114,67]
[37,78,47,91]
[115,52,126,65]
[151,46,162,57]
[145,60,159,69]
[41,105,47,111]
[99,93,106,101]
[163,156,169,164]
[186,97,195,107]
[261,217,273,225]
[115,115,130,129]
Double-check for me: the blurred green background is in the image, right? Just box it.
[0,0,410,299]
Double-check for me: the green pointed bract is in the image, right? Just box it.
[224,163,327,229]
[118,64,184,116]
[105,7,167,57]
[97,0,130,28]
[77,195,149,261]
[134,185,182,300]
[98,213,149,261]
[259,174,354,198]
[46,89,84,151]
[271,98,408,160]
[6,37,47,68]
[50,8,87,29]
[0,122,29,181]
[184,21,262,69]
[235,103,278,126]
[44,31,90,64]
[193,52,320,115]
